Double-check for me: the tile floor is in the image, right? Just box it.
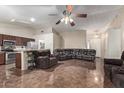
[0,58,113,88]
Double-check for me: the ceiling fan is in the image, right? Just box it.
[55,5,87,26]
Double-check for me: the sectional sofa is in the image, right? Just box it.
[33,50,58,69]
[104,51,124,87]
[53,49,96,61]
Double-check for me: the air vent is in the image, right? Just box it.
[41,31,44,33]
[48,13,58,16]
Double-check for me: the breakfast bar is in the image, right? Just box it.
[14,49,47,70]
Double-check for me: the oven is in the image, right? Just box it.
[1,40,16,64]
[5,52,16,64]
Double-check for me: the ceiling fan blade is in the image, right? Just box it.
[56,20,61,25]
[76,14,87,18]
[66,5,73,13]
[48,13,58,16]
[70,21,75,26]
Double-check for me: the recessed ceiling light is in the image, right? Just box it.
[30,17,35,22]
[11,19,15,22]
[94,34,99,38]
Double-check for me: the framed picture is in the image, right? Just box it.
[38,40,45,49]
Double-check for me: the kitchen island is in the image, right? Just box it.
[0,51,5,65]
[14,49,49,70]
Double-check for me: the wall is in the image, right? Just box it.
[0,23,35,38]
[34,33,53,53]
[34,28,87,52]
[89,38,101,57]
[59,30,87,49]
[101,7,124,58]
[53,29,63,49]
[87,31,102,57]
[86,7,124,58]
[34,27,64,53]
[101,33,107,58]
[33,27,54,53]
[105,28,122,58]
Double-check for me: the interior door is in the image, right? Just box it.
[89,38,101,57]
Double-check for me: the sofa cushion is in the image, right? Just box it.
[87,49,96,56]
[82,49,88,55]
[53,49,96,61]
[121,51,124,60]
[37,50,50,57]
[104,59,123,66]
[112,73,124,88]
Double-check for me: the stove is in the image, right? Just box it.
[5,52,16,64]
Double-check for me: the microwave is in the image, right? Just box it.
[2,40,16,51]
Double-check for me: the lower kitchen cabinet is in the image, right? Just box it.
[16,53,21,69]
[0,53,5,65]
[0,34,2,46]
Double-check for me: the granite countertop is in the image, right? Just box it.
[14,49,49,52]
[0,51,5,53]
[0,49,49,53]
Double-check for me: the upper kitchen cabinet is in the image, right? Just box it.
[3,35,16,41]
[0,34,2,46]
[27,38,35,42]
[30,38,35,42]
[22,38,27,46]
[16,37,23,46]
[22,38,35,46]
[1,34,35,46]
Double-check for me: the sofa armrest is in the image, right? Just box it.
[37,56,50,61]
[50,54,55,57]
[112,66,124,74]
[104,58,123,66]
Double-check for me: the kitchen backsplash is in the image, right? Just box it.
[15,46,26,50]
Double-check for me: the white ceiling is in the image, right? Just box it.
[0,5,122,32]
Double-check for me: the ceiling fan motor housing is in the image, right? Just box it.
[63,10,71,16]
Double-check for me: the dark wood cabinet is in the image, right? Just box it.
[22,38,28,46]
[1,34,35,46]
[16,53,21,69]
[3,35,15,40]
[16,37,23,46]
[0,34,2,46]
[30,38,35,42]
[16,37,35,46]
[0,53,5,65]
[22,38,35,46]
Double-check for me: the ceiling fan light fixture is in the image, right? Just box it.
[65,16,69,24]
[61,18,64,22]
[94,34,99,38]
[70,21,75,26]
[11,19,15,22]
[30,17,35,22]
[56,5,87,27]
[70,18,73,22]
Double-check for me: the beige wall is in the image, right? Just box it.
[101,7,124,58]
[53,32,63,49]
[104,28,122,58]
[35,32,54,53]
[87,7,124,58]
[59,31,87,49]
[89,38,101,57]
[33,27,63,53]
[0,23,35,38]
